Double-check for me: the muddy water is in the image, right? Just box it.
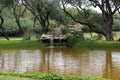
[0,47,120,80]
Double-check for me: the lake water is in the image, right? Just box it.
[0,47,120,80]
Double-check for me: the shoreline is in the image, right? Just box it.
[0,40,119,49]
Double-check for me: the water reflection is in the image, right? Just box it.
[0,48,120,79]
[103,51,120,80]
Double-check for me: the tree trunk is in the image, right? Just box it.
[16,19,24,34]
[39,20,49,34]
[105,32,112,41]
[103,12,113,41]
[41,21,46,34]
[0,15,9,40]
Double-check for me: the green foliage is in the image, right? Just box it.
[0,0,120,41]
[62,8,104,32]
[61,27,70,35]
[71,31,84,39]
[23,29,39,40]
[0,39,120,48]
[0,71,107,80]
[0,18,32,36]
[50,9,65,24]
[65,33,77,46]
[87,10,103,28]
[23,0,60,33]
[49,20,57,28]
[20,18,33,31]
[63,8,80,24]
[61,0,120,41]
[73,41,120,48]
[113,14,120,31]
[0,40,42,49]
[113,19,120,31]
[0,75,33,80]
[82,25,90,32]
[0,0,12,7]
[1,19,19,36]
[65,31,84,46]
[0,16,42,37]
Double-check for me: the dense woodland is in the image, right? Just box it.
[0,0,120,41]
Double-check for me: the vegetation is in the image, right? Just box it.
[0,0,120,80]
[61,0,120,41]
[0,0,120,41]
[65,33,120,48]
[22,0,59,34]
[0,40,42,49]
[0,75,34,80]
[71,40,120,48]
[0,40,119,49]
[0,71,107,80]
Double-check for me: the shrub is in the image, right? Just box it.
[2,19,19,36]
[61,27,70,35]
[49,20,57,28]
[23,29,40,40]
[65,31,84,46]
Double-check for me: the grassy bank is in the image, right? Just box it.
[0,40,120,48]
[72,40,120,48]
[0,40,42,49]
[0,72,107,80]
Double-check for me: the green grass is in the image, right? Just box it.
[0,40,42,49]
[73,40,120,48]
[0,40,119,49]
[0,72,107,80]
[0,75,36,80]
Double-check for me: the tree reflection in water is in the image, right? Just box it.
[103,50,120,80]
[103,51,113,79]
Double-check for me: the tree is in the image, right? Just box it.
[22,0,59,34]
[11,0,26,34]
[61,0,120,41]
[0,0,9,40]
[113,13,120,31]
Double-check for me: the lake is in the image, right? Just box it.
[0,47,120,80]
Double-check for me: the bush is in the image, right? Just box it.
[0,71,106,80]
[0,17,42,37]
[49,20,57,28]
[61,27,70,35]
[20,17,33,32]
[65,31,84,46]
[23,29,40,40]
[1,19,19,36]
[1,18,34,36]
